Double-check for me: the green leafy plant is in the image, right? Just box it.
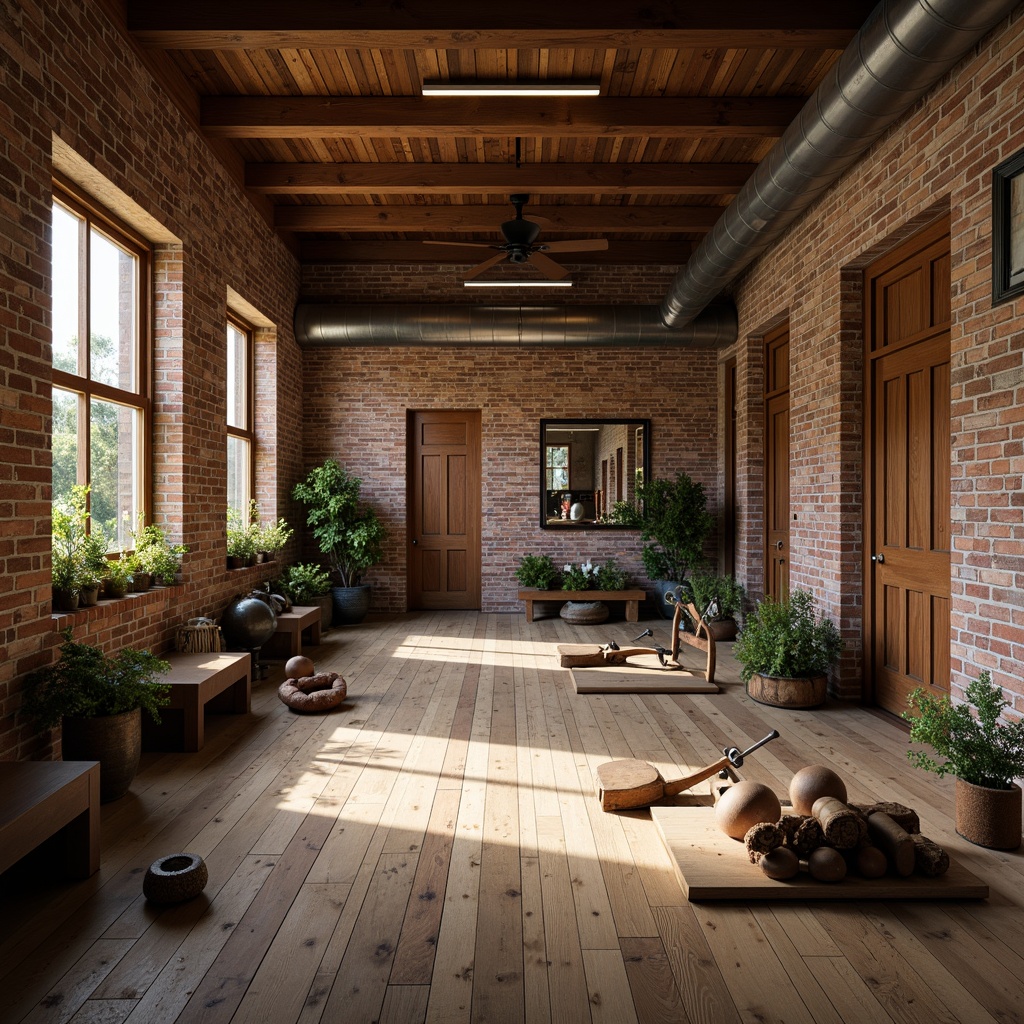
[291,460,386,588]
[513,554,560,589]
[276,563,332,604]
[20,628,170,729]
[904,671,1024,789]
[132,521,187,585]
[227,505,258,560]
[596,558,628,590]
[51,485,92,592]
[688,571,745,620]
[613,472,712,583]
[560,558,628,591]
[733,589,843,684]
[256,516,294,556]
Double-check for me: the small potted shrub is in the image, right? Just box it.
[101,554,133,600]
[559,558,629,624]
[50,485,92,611]
[733,589,843,708]
[686,571,745,640]
[21,628,170,802]
[904,670,1024,850]
[277,562,333,630]
[292,460,386,625]
[513,554,560,590]
[227,506,257,569]
[255,516,294,562]
[134,522,188,586]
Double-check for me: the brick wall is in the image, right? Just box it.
[298,260,720,613]
[724,10,1024,704]
[0,1,304,759]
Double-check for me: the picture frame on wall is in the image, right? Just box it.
[993,147,1024,305]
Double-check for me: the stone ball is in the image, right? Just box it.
[789,764,848,816]
[286,655,315,678]
[221,595,276,650]
[715,780,782,840]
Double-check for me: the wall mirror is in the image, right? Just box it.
[540,418,649,529]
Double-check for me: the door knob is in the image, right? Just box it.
[411,539,418,545]
[775,540,784,551]
[871,552,884,563]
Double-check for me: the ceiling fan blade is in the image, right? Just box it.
[463,252,510,280]
[542,238,610,253]
[529,252,570,281]
[424,240,496,249]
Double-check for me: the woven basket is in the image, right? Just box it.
[174,623,223,654]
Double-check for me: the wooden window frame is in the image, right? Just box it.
[226,313,255,518]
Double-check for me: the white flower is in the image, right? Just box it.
[563,563,573,573]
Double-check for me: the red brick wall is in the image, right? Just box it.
[724,10,1024,704]
[0,2,305,759]
[298,261,720,613]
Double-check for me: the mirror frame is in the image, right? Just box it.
[539,418,649,529]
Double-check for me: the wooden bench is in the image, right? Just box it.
[0,760,100,878]
[517,588,647,623]
[267,605,322,658]
[144,651,252,752]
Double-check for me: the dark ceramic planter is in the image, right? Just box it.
[652,579,681,619]
[62,708,141,803]
[52,587,80,612]
[955,778,1021,850]
[331,584,371,625]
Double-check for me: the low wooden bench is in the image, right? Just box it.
[517,588,648,623]
[145,651,251,752]
[0,760,100,878]
[267,605,322,658]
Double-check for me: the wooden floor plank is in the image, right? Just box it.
[3,616,1022,1024]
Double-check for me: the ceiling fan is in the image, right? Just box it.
[424,194,609,280]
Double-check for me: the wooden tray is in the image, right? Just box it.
[650,806,989,901]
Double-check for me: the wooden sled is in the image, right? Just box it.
[558,601,716,685]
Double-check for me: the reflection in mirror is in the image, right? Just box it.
[540,418,649,529]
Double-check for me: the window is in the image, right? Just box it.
[51,183,150,550]
[546,444,570,490]
[226,316,254,519]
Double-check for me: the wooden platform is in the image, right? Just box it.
[0,760,100,879]
[2,612,1021,1024]
[518,588,646,622]
[571,662,719,694]
[144,651,252,752]
[650,805,990,901]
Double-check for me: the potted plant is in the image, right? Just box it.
[20,628,171,802]
[50,485,92,611]
[733,589,843,709]
[904,670,1024,850]
[227,506,257,569]
[276,562,333,630]
[686,571,745,641]
[613,472,713,619]
[133,522,188,586]
[514,554,560,590]
[255,516,294,562]
[101,554,133,600]
[292,459,386,625]
[558,558,629,623]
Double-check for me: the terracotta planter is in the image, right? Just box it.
[62,708,142,803]
[955,778,1022,850]
[747,672,827,709]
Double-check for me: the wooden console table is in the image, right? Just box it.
[517,588,647,623]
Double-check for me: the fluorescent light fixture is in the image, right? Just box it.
[422,81,600,97]
[463,280,573,288]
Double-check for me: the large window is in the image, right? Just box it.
[226,316,254,519]
[51,184,150,550]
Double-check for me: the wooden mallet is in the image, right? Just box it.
[595,729,780,811]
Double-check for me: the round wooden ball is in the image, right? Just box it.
[760,847,799,880]
[285,655,315,678]
[808,846,847,882]
[788,764,848,816]
[714,780,782,840]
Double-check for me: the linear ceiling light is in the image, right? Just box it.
[463,280,573,288]
[422,81,601,97]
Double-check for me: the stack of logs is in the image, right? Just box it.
[747,798,950,883]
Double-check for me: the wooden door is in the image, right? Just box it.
[764,324,790,600]
[866,220,951,714]
[408,410,481,610]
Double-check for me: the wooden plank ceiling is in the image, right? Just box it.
[125,1,877,268]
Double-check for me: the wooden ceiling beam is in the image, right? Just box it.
[202,96,804,139]
[128,1,874,50]
[299,239,691,264]
[245,162,755,195]
[275,204,722,232]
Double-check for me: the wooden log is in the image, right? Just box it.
[853,800,921,834]
[865,811,915,876]
[744,821,783,864]
[912,834,950,877]
[811,796,865,850]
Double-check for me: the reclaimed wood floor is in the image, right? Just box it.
[2,611,1023,1024]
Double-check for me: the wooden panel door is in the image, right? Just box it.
[408,410,481,610]
[866,220,951,714]
[764,324,790,600]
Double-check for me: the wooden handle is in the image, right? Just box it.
[662,756,730,798]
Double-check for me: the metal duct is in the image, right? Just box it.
[659,0,1019,328]
[294,302,737,348]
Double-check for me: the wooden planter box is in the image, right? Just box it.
[517,588,647,623]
